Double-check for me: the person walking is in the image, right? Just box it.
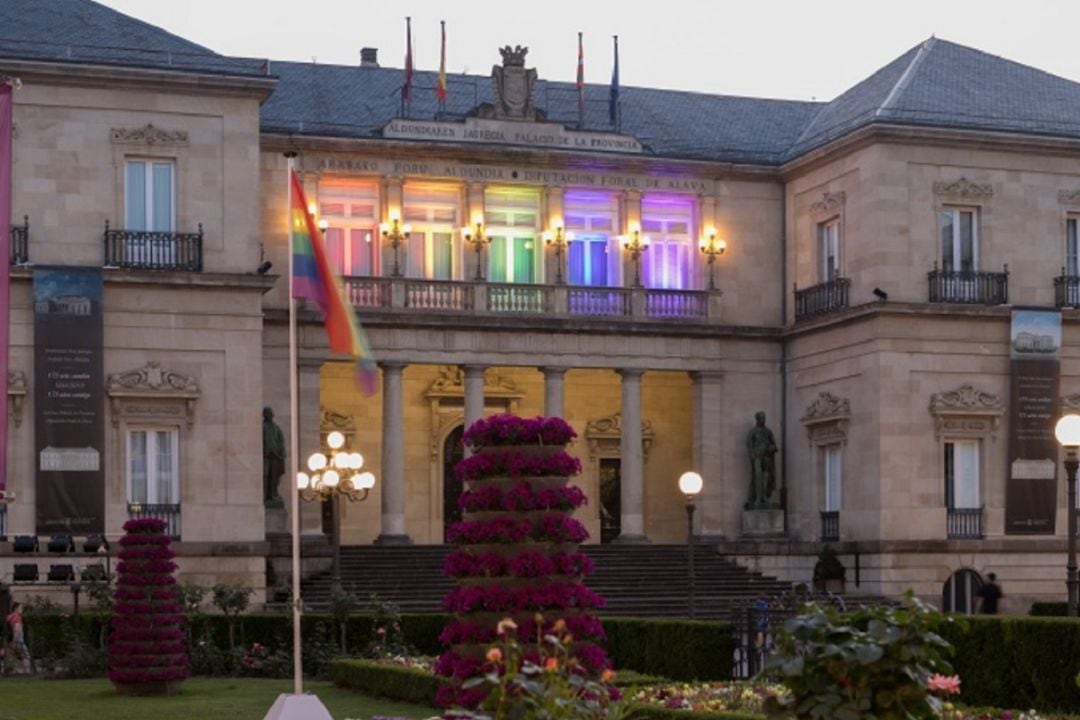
[5,601,31,673]
[976,573,1003,615]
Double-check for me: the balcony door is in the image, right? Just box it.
[485,187,540,284]
[124,160,175,265]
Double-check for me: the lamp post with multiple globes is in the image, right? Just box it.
[698,227,727,291]
[296,430,376,594]
[462,220,488,281]
[380,212,411,277]
[543,225,574,284]
[678,470,704,618]
[621,226,650,287]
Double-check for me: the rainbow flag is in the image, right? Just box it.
[289,169,377,394]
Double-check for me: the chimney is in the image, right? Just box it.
[360,47,379,68]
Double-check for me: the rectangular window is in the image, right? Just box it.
[823,444,842,512]
[318,181,380,276]
[125,160,175,232]
[485,187,541,283]
[944,439,980,509]
[403,184,461,279]
[641,195,695,289]
[1067,218,1079,277]
[818,218,840,282]
[565,190,619,286]
[939,207,978,273]
[128,427,179,505]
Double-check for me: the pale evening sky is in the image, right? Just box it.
[99,0,1073,101]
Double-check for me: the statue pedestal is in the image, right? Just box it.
[741,508,784,538]
[265,505,288,536]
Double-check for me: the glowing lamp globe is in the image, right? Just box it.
[296,472,310,490]
[307,452,327,472]
[327,431,345,450]
[1057,414,1080,446]
[323,470,340,488]
[679,471,703,496]
[356,471,376,490]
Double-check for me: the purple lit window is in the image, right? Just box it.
[641,195,695,289]
[564,190,618,286]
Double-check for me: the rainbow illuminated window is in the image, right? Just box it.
[403,183,460,280]
[641,194,695,289]
[318,180,380,276]
[485,187,540,283]
[564,190,618,286]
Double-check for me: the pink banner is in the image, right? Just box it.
[0,82,12,497]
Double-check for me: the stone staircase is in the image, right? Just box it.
[301,544,796,620]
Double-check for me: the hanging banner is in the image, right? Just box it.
[34,267,104,534]
[1005,308,1061,534]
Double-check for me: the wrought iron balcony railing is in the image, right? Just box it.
[104,222,203,271]
[946,507,983,539]
[10,215,28,265]
[928,264,1008,305]
[342,277,722,324]
[820,510,839,542]
[1055,271,1080,308]
[127,502,181,540]
[795,277,851,321]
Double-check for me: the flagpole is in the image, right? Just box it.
[577,32,584,130]
[284,151,303,697]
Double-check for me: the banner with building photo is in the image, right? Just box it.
[34,267,105,534]
[1005,308,1062,534]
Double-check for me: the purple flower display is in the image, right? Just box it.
[437,414,609,710]
[108,517,189,693]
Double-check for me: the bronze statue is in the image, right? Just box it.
[745,411,778,508]
[262,406,286,504]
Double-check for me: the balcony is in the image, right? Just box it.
[10,215,28,264]
[819,510,839,542]
[344,277,721,324]
[104,222,203,272]
[946,507,983,539]
[1055,272,1080,308]
[794,277,851,321]
[127,502,181,540]
[928,265,1008,305]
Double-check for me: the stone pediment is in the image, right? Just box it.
[424,366,523,401]
[933,177,993,199]
[107,362,199,428]
[809,191,845,219]
[802,392,850,425]
[1059,189,1080,206]
[110,123,189,146]
[929,384,1003,439]
[584,411,653,461]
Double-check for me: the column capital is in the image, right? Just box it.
[617,368,645,381]
[462,364,488,377]
[378,360,407,372]
[541,366,569,377]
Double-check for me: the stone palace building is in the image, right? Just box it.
[5,0,1080,614]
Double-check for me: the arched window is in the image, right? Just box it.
[942,569,983,614]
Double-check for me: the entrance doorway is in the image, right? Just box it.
[443,425,465,543]
[942,569,983,614]
[599,458,621,543]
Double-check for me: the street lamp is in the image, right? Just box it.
[621,225,651,287]
[462,219,488,281]
[296,430,376,594]
[380,211,411,277]
[679,470,703,618]
[1056,414,1080,617]
[543,225,574,284]
[698,228,727,291]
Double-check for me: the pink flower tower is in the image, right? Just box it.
[108,517,189,695]
[435,414,610,708]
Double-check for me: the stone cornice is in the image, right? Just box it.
[111,123,188,147]
[10,266,278,294]
[0,57,276,100]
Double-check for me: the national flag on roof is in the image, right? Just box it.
[289,169,376,394]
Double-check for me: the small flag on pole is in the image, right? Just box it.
[609,35,620,126]
[403,16,414,103]
[437,20,448,105]
[289,170,377,394]
[576,32,585,123]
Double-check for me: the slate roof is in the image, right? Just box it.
[0,0,268,77]
[5,2,1080,165]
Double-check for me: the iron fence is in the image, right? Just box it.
[10,216,28,265]
[104,223,203,271]
[127,503,181,539]
[794,277,850,321]
[946,507,983,539]
[820,510,839,542]
[928,266,1008,304]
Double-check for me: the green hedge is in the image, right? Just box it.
[331,659,447,705]
[942,615,1080,712]
[604,617,733,681]
[1030,601,1067,616]
[624,705,763,720]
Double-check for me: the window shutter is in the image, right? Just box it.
[513,236,534,283]
[824,445,842,512]
[129,430,148,503]
[568,239,585,284]
[489,237,507,282]
[151,162,174,232]
[953,440,980,509]
[125,162,147,231]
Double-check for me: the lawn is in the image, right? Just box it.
[0,677,439,720]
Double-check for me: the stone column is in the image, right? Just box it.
[376,361,411,545]
[463,365,487,456]
[692,370,725,539]
[542,367,567,419]
[616,368,648,543]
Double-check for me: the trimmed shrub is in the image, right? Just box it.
[942,615,1080,712]
[332,659,448,705]
[604,617,733,681]
[1030,601,1067,616]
